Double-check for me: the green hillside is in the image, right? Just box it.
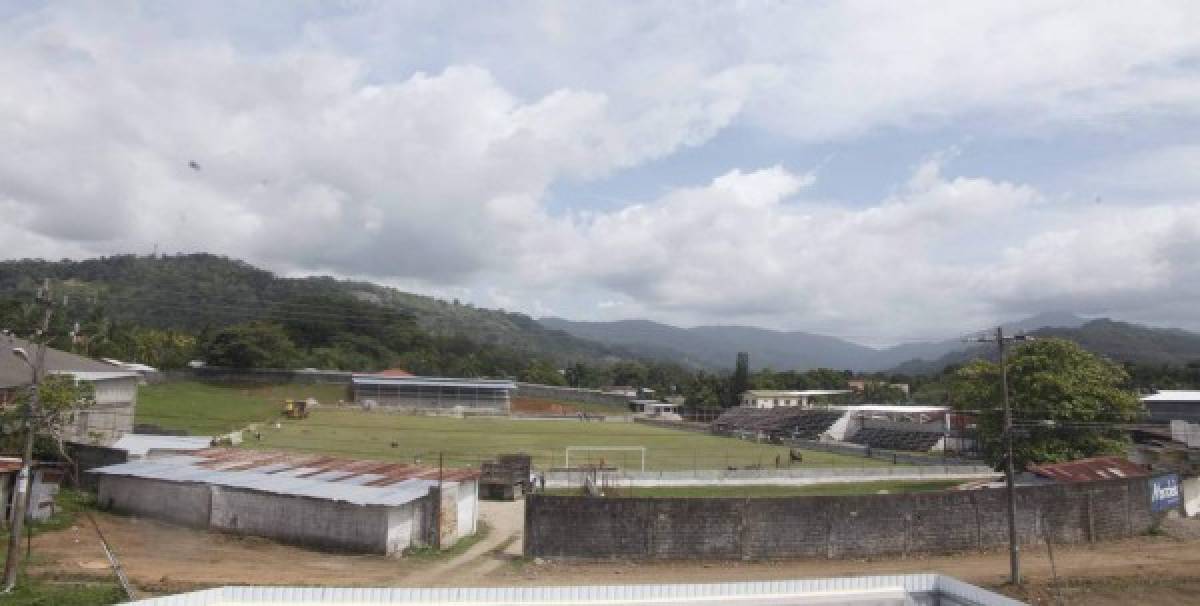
[0,254,629,376]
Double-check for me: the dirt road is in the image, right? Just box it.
[25,509,1200,604]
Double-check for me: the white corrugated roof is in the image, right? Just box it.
[123,575,1025,605]
[744,390,852,397]
[1142,390,1200,403]
[352,375,516,390]
[90,455,452,507]
[54,370,141,382]
[111,434,214,457]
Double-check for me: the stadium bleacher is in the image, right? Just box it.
[712,408,845,440]
[847,427,943,452]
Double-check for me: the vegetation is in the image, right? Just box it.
[0,578,123,606]
[0,375,96,460]
[546,480,962,498]
[244,408,896,470]
[950,339,1143,470]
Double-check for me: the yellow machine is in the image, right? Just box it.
[282,399,309,419]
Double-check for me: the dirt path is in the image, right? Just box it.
[400,500,524,585]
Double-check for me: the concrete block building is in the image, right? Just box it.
[0,335,138,445]
[91,449,479,555]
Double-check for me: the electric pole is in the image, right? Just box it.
[969,326,1030,586]
[3,283,53,592]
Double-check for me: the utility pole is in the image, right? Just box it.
[970,326,1030,586]
[3,283,53,592]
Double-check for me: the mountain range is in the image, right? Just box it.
[2,254,1199,375]
[539,311,1100,372]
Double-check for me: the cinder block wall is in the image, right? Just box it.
[97,476,211,528]
[209,487,393,553]
[525,477,1161,560]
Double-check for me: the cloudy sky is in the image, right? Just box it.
[3,1,1200,344]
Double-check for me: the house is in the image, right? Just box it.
[1027,456,1150,483]
[0,335,139,445]
[1140,390,1200,422]
[740,389,851,409]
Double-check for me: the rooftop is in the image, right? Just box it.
[744,389,852,397]
[111,434,214,457]
[352,374,516,390]
[0,335,124,389]
[1028,456,1150,483]
[90,448,478,507]
[1142,390,1200,403]
[125,575,1024,605]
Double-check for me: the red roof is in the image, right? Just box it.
[1028,456,1150,483]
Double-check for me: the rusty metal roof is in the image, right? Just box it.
[1028,456,1150,483]
[90,448,478,507]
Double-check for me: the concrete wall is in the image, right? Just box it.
[544,466,997,489]
[95,475,457,555]
[525,476,1163,560]
[1183,476,1200,517]
[517,383,631,408]
[209,486,393,553]
[97,476,212,528]
[456,479,479,539]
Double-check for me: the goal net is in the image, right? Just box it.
[564,446,646,472]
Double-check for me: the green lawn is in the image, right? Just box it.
[546,480,963,498]
[246,408,897,471]
[0,580,124,606]
[136,381,348,435]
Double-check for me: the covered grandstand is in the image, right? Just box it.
[713,404,972,454]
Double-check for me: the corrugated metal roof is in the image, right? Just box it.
[1142,390,1200,403]
[1028,456,1150,483]
[123,575,1026,605]
[352,375,516,390]
[90,448,478,507]
[111,434,214,457]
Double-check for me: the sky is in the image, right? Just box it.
[3,1,1200,345]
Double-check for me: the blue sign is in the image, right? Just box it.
[1150,474,1182,512]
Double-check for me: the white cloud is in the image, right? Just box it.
[4,3,1200,342]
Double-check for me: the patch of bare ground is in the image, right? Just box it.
[24,507,1200,605]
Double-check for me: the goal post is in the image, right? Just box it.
[564,446,646,472]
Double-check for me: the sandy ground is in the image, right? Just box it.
[24,504,1200,604]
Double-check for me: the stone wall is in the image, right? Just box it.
[525,476,1163,560]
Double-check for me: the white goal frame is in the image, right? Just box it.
[564,446,646,472]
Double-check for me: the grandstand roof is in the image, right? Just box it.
[1142,390,1200,403]
[744,389,851,397]
[834,405,949,413]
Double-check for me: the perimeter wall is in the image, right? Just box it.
[525,476,1163,560]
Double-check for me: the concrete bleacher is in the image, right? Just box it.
[848,427,943,452]
[713,408,845,440]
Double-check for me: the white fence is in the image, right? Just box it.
[544,465,998,488]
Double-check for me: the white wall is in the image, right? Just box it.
[1182,476,1200,517]
[455,480,478,539]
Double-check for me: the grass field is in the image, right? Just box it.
[136,381,348,435]
[247,408,896,471]
[546,480,962,498]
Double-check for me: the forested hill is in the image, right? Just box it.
[0,254,630,375]
[891,319,1200,375]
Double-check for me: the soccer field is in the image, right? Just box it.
[247,408,897,471]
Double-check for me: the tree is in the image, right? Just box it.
[729,352,750,408]
[951,338,1142,470]
[520,360,566,385]
[201,322,300,369]
[0,375,95,456]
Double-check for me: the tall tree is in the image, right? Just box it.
[728,351,750,407]
[951,338,1142,470]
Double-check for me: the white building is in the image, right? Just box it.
[1140,390,1200,423]
[0,335,139,445]
[740,389,852,409]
